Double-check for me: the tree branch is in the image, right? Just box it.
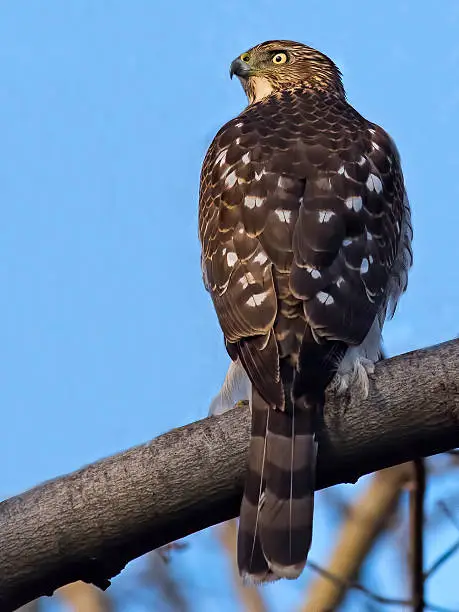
[1,339,458,612]
[302,463,413,611]
[410,458,426,612]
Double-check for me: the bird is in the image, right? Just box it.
[198,40,413,583]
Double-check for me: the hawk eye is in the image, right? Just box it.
[240,53,250,63]
[272,52,288,65]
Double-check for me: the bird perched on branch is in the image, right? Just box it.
[199,40,412,583]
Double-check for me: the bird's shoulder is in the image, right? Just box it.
[201,87,399,188]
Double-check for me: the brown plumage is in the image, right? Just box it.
[199,40,412,582]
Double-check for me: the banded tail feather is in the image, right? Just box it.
[237,336,346,582]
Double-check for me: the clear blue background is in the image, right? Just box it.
[1,2,458,610]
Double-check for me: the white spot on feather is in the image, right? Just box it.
[247,290,269,307]
[235,137,241,145]
[225,170,237,188]
[226,252,238,267]
[253,251,268,265]
[345,196,363,212]
[317,291,334,305]
[336,276,345,288]
[371,141,381,151]
[239,272,255,290]
[255,169,266,181]
[342,238,353,247]
[244,195,264,209]
[366,230,373,241]
[366,173,383,194]
[318,210,335,223]
[242,152,250,164]
[235,122,243,128]
[305,265,321,279]
[215,149,227,167]
[274,208,292,222]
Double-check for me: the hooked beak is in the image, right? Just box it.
[229,58,251,79]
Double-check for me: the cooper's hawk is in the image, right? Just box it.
[199,40,412,582]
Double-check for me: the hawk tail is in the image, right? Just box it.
[237,385,317,582]
[237,336,346,582]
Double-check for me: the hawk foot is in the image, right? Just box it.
[331,357,375,399]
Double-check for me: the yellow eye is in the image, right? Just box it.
[272,52,288,64]
[240,53,250,63]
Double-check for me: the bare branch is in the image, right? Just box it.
[306,561,458,612]
[424,538,459,581]
[0,339,458,612]
[301,464,412,611]
[409,459,426,612]
[306,560,412,608]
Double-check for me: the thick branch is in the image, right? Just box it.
[1,340,458,612]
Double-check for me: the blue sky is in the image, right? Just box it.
[1,2,458,610]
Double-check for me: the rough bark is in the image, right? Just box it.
[0,339,458,612]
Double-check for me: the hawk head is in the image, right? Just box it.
[230,40,345,104]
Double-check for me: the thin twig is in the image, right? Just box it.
[438,502,459,531]
[307,560,411,607]
[427,605,459,612]
[307,560,458,612]
[410,458,426,612]
[423,501,459,581]
[424,538,459,580]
